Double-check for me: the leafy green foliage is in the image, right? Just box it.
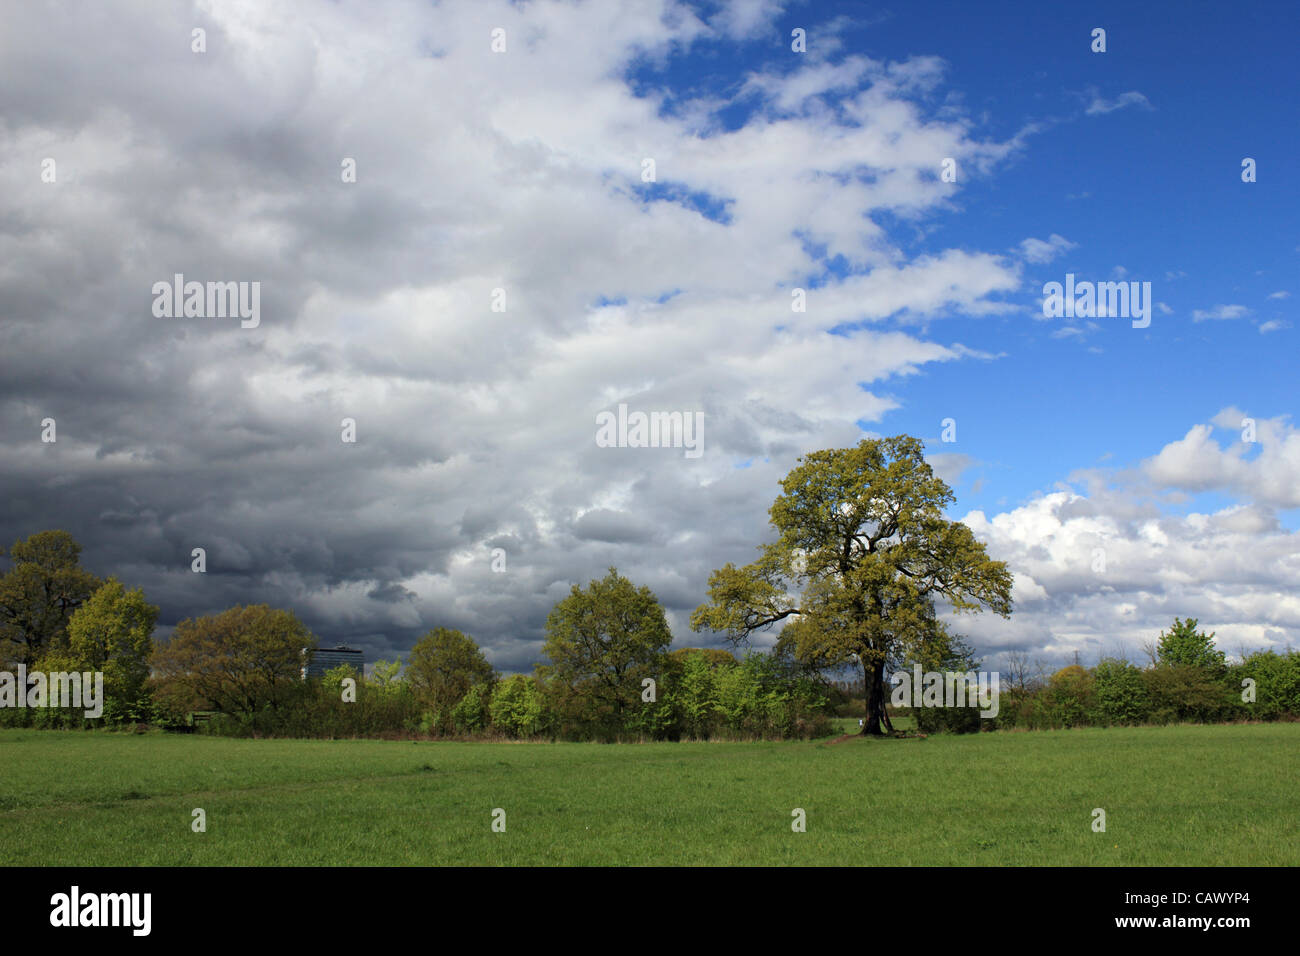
[406,627,496,732]
[1142,664,1234,724]
[692,435,1013,734]
[1093,657,1151,726]
[1157,617,1226,671]
[910,636,984,734]
[450,682,491,734]
[1045,665,1096,728]
[675,649,725,738]
[151,604,315,718]
[542,567,672,737]
[36,578,159,724]
[0,530,103,667]
[490,675,543,738]
[987,642,1300,732]
[1231,649,1300,719]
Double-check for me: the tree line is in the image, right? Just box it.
[935,618,1300,733]
[0,535,831,740]
[5,436,1294,739]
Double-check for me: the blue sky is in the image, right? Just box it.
[632,0,1298,525]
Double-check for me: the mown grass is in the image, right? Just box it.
[1,724,1295,865]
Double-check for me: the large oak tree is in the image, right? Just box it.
[691,435,1013,735]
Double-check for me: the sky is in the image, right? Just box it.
[1,0,1297,674]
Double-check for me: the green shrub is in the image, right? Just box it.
[450,682,492,734]
[1231,649,1300,720]
[1142,664,1232,724]
[490,675,543,738]
[1093,657,1151,726]
[1044,665,1095,728]
[1157,618,1226,671]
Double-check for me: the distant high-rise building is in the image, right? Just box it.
[302,645,365,680]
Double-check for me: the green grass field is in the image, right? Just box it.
[2,724,1296,865]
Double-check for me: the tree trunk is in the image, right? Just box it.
[861,657,894,735]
